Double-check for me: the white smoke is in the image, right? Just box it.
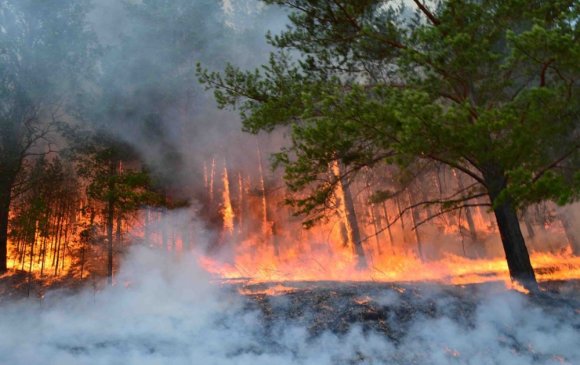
[0,212,578,365]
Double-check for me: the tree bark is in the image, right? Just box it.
[0,192,10,273]
[484,168,537,291]
[406,188,424,261]
[395,195,408,245]
[0,174,15,273]
[381,202,395,254]
[340,177,367,268]
[106,159,116,285]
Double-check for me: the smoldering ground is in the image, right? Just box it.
[0,213,578,365]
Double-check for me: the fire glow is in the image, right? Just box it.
[200,241,580,290]
[198,161,580,292]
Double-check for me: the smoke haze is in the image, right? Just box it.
[2,2,580,364]
[0,216,578,365]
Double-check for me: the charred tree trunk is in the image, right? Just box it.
[0,174,15,273]
[106,159,116,285]
[484,167,537,291]
[0,192,10,273]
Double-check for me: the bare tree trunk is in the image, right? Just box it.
[342,181,367,268]
[560,211,580,255]
[332,161,367,268]
[26,220,38,296]
[257,141,279,256]
[116,214,122,246]
[406,189,424,261]
[369,204,382,255]
[209,158,216,206]
[53,201,65,276]
[161,208,168,252]
[106,159,116,286]
[144,207,150,243]
[523,211,535,240]
[80,243,86,280]
[237,173,244,234]
[455,170,478,241]
[395,195,408,245]
[0,175,15,273]
[381,202,395,254]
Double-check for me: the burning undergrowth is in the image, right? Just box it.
[0,246,579,365]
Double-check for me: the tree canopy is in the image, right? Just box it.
[199,0,580,290]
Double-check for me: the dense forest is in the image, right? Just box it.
[199,0,580,291]
[1,2,580,364]
[0,0,240,286]
[0,0,578,296]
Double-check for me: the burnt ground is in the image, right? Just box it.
[1,273,579,364]
[0,270,99,304]
[228,280,580,361]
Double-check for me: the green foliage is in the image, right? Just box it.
[75,133,165,218]
[200,0,579,221]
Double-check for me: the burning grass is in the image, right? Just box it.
[1,247,579,365]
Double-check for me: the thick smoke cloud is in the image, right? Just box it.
[83,0,288,196]
[0,212,578,365]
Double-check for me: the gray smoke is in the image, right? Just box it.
[0,211,578,365]
[83,0,288,196]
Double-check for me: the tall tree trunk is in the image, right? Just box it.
[381,202,395,254]
[484,168,537,291]
[369,205,382,255]
[454,170,478,241]
[395,195,408,245]
[406,189,424,261]
[342,181,367,268]
[364,177,382,255]
[161,208,168,251]
[116,214,122,246]
[0,197,10,273]
[523,211,535,240]
[0,175,14,273]
[106,160,116,285]
[257,141,279,256]
[106,198,114,285]
[144,207,150,243]
[560,211,580,256]
[27,220,38,297]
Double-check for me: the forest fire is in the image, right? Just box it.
[195,156,580,294]
[199,241,580,291]
[1,1,579,364]
[5,155,579,295]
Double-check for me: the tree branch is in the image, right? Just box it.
[412,0,441,26]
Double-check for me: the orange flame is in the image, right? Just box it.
[221,163,235,234]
